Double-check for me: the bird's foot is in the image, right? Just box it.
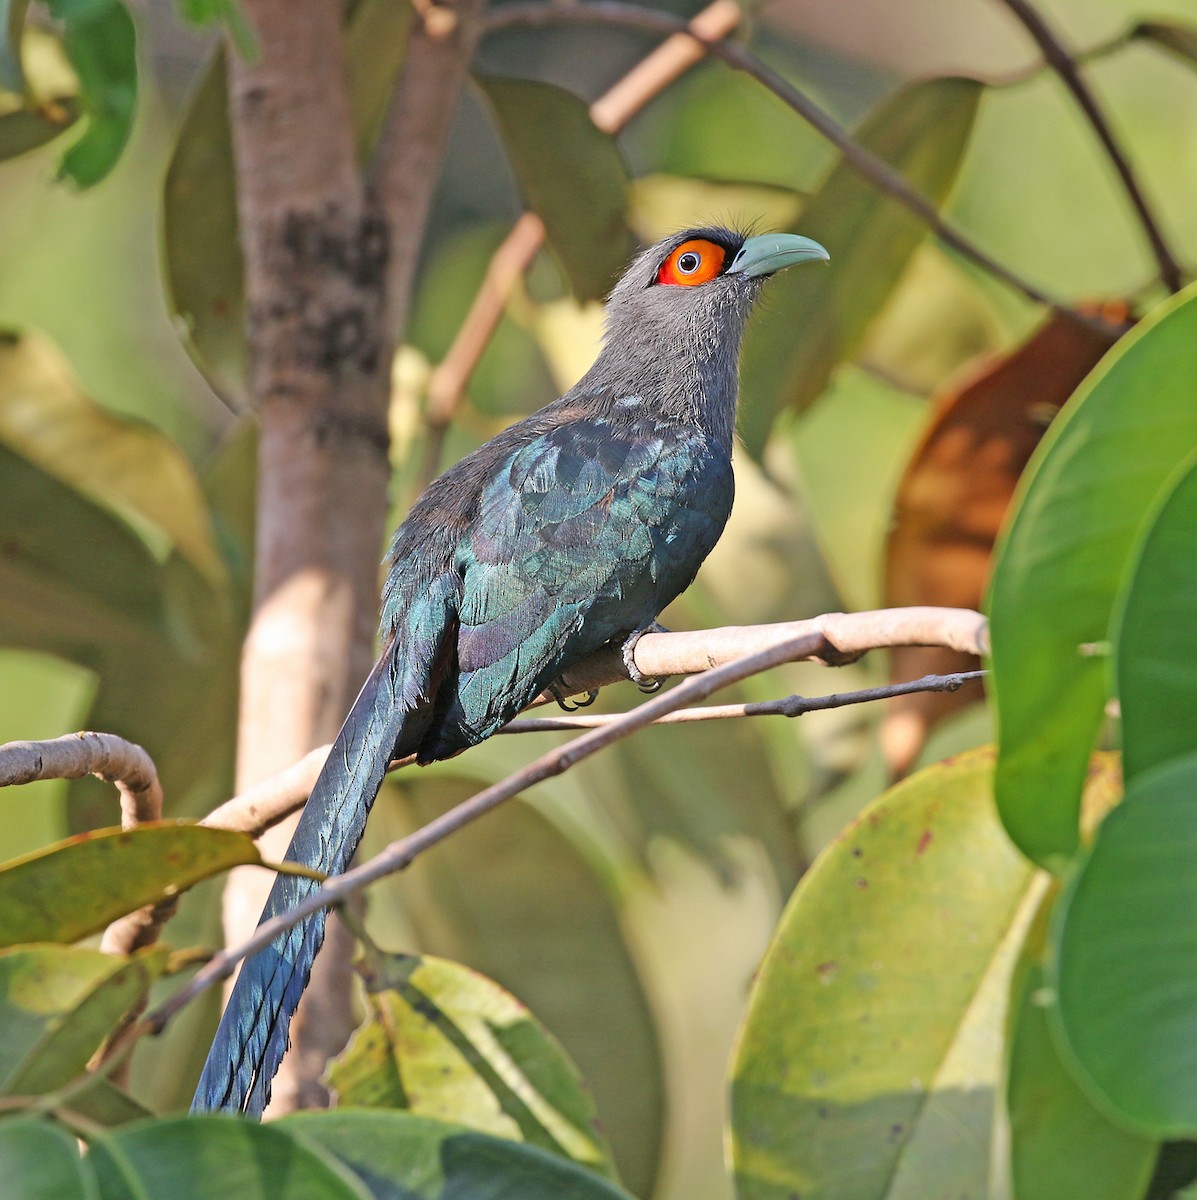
[548,681,599,712]
[621,624,668,693]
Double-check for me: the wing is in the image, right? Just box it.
[418,409,732,761]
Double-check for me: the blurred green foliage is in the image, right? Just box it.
[0,1,1196,1198]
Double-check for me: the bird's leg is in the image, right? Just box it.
[548,681,600,712]
[621,623,668,693]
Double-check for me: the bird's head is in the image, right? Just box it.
[603,225,828,342]
[587,226,828,440]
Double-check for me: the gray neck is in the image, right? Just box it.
[575,285,755,455]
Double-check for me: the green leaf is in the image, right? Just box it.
[1133,20,1197,66]
[789,366,925,610]
[1004,887,1156,1200]
[1053,752,1197,1136]
[729,747,1037,1200]
[988,283,1197,869]
[45,0,136,188]
[89,1115,372,1200]
[0,0,27,91]
[0,101,80,160]
[344,0,411,163]
[628,173,805,244]
[60,423,251,835]
[68,1075,154,1127]
[0,327,226,586]
[175,0,256,59]
[405,224,558,424]
[0,1118,95,1199]
[477,77,635,301]
[0,327,233,779]
[738,77,983,456]
[284,1110,637,1200]
[161,52,246,409]
[0,3,83,161]
[369,776,663,1197]
[0,441,172,654]
[163,0,410,404]
[0,945,150,1092]
[0,823,259,947]
[645,62,830,190]
[328,951,616,1179]
[1113,450,1197,782]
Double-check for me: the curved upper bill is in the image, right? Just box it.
[727,233,830,278]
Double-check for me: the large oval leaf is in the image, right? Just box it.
[0,822,259,946]
[285,1110,636,1200]
[0,442,171,653]
[738,77,983,456]
[1004,886,1156,1200]
[1053,752,1197,1136]
[88,1115,371,1200]
[327,950,616,1179]
[46,0,137,188]
[729,748,1037,1200]
[370,775,663,1197]
[0,1119,94,1200]
[161,51,246,409]
[0,326,225,584]
[477,76,635,301]
[1113,449,1197,782]
[988,283,1197,869]
[0,944,159,1094]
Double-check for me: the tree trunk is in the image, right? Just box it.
[218,0,483,1112]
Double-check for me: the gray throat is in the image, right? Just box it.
[578,286,756,456]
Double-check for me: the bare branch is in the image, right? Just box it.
[482,1,1124,338]
[548,605,991,698]
[370,0,489,342]
[0,731,162,827]
[995,0,1184,293]
[148,624,826,1031]
[198,607,989,839]
[504,669,987,731]
[203,745,331,836]
[148,610,992,1031]
[416,0,745,486]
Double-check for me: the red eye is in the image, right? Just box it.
[656,239,727,287]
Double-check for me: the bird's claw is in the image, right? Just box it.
[622,624,667,692]
[549,681,599,712]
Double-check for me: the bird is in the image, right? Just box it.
[192,225,829,1116]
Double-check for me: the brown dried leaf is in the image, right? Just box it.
[882,303,1131,775]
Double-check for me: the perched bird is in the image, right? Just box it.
[193,225,829,1115]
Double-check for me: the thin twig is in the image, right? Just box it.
[985,26,1134,88]
[482,1,1121,337]
[994,0,1183,293]
[503,669,987,731]
[417,0,745,486]
[148,625,829,1031]
[369,0,489,341]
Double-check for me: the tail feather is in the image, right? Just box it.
[191,652,407,1115]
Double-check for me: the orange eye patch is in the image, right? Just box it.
[655,239,728,287]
